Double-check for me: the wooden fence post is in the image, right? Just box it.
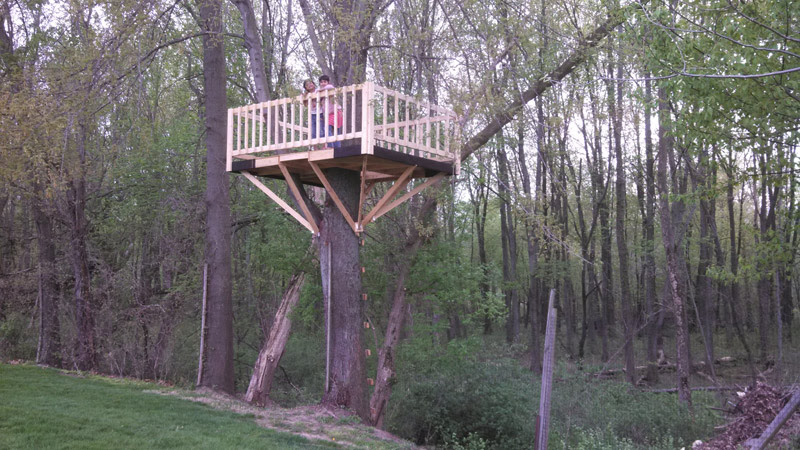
[196,263,208,386]
[535,289,557,450]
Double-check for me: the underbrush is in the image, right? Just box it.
[387,337,722,449]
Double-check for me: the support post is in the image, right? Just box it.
[196,264,208,386]
[361,166,414,226]
[278,163,320,234]
[241,171,316,233]
[535,289,557,450]
[371,172,446,222]
[309,161,358,233]
[324,242,332,393]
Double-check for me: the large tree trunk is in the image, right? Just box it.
[198,0,234,393]
[319,168,367,419]
[245,272,306,406]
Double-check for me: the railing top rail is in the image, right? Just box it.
[229,82,456,118]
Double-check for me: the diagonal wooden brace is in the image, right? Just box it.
[370,172,446,222]
[241,171,317,234]
[308,161,358,234]
[357,159,369,231]
[278,163,320,234]
[361,166,415,226]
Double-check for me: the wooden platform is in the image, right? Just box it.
[227,82,458,234]
[230,143,455,186]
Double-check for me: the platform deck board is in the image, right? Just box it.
[230,144,454,186]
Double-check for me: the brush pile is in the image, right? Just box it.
[698,382,799,449]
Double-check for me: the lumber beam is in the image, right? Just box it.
[278,163,320,234]
[370,172,446,222]
[241,171,316,233]
[361,166,415,226]
[308,161,358,233]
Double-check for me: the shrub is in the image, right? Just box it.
[0,313,36,361]
[387,340,535,449]
[551,376,721,448]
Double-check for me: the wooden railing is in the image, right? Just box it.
[227,82,459,174]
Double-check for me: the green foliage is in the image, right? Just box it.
[388,334,722,449]
[0,313,36,361]
[408,238,501,327]
[551,377,721,448]
[387,339,536,449]
[267,334,325,407]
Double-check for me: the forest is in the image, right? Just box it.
[0,0,798,447]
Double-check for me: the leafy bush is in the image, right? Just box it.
[387,335,721,449]
[267,333,324,407]
[0,313,36,361]
[551,375,721,448]
[387,340,535,449]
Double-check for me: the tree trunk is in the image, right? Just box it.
[320,168,367,419]
[67,125,97,371]
[656,86,691,408]
[198,0,234,393]
[643,74,659,383]
[694,149,716,376]
[33,193,60,367]
[231,0,271,103]
[369,233,422,427]
[726,163,757,381]
[245,272,306,406]
[612,52,635,384]
[498,144,519,344]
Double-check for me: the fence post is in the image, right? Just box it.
[535,289,557,450]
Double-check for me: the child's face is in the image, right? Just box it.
[305,81,316,92]
[319,79,330,88]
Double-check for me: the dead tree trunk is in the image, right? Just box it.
[369,231,423,427]
[245,272,306,406]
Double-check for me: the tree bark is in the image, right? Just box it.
[245,272,306,406]
[498,143,520,344]
[67,125,97,372]
[320,168,367,418]
[198,0,234,393]
[656,86,691,408]
[33,193,60,367]
[369,230,424,427]
[231,0,271,103]
[642,74,659,383]
[611,51,635,384]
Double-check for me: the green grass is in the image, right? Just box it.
[0,364,335,449]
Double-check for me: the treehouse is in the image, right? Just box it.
[227,82,459,234]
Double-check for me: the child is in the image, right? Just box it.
[318,75,342,148]
[303,79,325,148]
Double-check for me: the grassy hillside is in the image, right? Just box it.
[0,364,339,449]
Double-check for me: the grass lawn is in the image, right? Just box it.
[0,364,336,449]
